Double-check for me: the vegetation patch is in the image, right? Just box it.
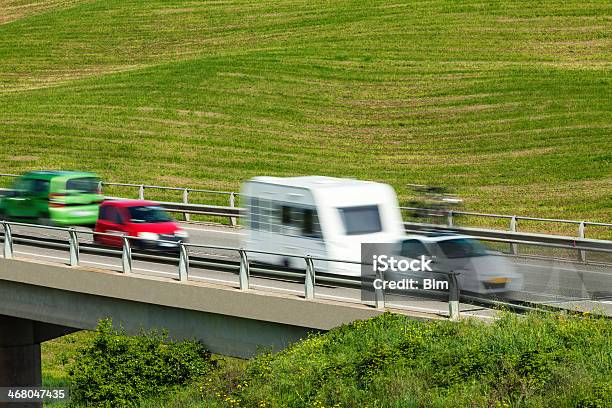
[42,312,612,407]
[66,319,217,407]
[198,311,612,408]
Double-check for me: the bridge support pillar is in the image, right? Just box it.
[0,315,77,408]
[0,315,41,407]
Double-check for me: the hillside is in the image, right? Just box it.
[0,0,610,220]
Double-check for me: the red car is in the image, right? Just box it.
[94,200,188,250]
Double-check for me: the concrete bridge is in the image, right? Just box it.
[0,256,443,395]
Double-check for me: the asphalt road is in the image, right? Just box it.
[3,221,612,317]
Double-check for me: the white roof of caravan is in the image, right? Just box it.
[250,176,379,190]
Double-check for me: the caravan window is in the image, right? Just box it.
[249,197,260,230]
[281,205,322,239]
[281,206,294,225]
[249,197,279,232]
[302,208,317,237]
[338,205,382,235]
[249,199,321,238]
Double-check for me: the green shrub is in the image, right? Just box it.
[203,311,612,408]
[67,319,217,407]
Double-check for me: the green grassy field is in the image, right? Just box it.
[0,0,610,223]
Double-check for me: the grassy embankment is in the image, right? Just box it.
[43,311,612,407]
[0,0,610,235]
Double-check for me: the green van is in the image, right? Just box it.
[0,171,103,226]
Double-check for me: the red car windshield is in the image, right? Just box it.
[127,206,173,223]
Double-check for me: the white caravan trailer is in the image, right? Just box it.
[241,176,405,276]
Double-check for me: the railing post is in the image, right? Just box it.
[578,221,586,262]
[138,185,144,200]
[448,271,460,321]
[447,210,454,227]
[178,242,189,281]
[229,192,237,226]
[183,189,190,222]
[374,268,385,310]
[121,236,132,274]
[2,222,13,259]
[509,216,518,255]
[304,256,315,299]
[239,249,249,290]
[68,228,79,267]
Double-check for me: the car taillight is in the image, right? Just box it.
[49,193,65,207]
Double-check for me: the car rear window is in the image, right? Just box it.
[400,239,430,259]
[66,177,100,194]
[338,205,382,235]
[127,206,172,223]
[438,238,488,259]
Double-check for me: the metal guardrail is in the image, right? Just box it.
[103,197,243,219]
[3,221,612,318]
[0,220,463,320]
[143,202,611,262]
[3,194,606,263]
[2,188,610,263]
[2,173,610,237]
[403,222,612,263]
[126,203,612,263]
[101,182,239,225]
[400,207,612,240]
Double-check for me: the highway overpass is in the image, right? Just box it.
[1,221,610,393]
[0,254,448,390]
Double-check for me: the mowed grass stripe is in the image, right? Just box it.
[0,0,87,25]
